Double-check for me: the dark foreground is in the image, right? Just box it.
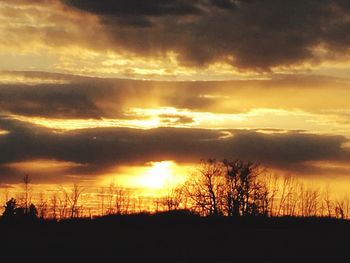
[1,212,349,263]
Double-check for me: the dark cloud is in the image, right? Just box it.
[1,71,350,119]
[60,0,350,70]
[0,83,103,119]
[0,71,223,119]
[1,0,53,4]
[0,117,349,183]
[210,0,237,10]
[65,0,202,28]
[65,0,201,16]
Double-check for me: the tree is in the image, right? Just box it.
[28,204,38,219]
[37,192,48,219]
[261,173,279,217]
[161,186,184,211]
[115,186,130,215]
[184,159,270,217]
[69,184,84,218]
[223,160,268,217]
[98,187,106,215]
[22,175,31,214]
[59,184,84,219]
[50,193,58,220]
[185,159,225,216]
[2,198,17,218]
[107,182,115,214]
[277,176,299,217]
[323,186,333,218]
[58,189,69,219]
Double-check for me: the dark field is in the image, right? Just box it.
[1,212,349,263]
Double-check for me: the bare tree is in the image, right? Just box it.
[185,159,225,216]
[335,197,350,219]
[223,160,268,217]
[115,186,130,215]
[22,175,31,214]
[161,185,184,211]
[137,196,144,213]
[70,184,84,218]
[300,187,319,217]
[98,187,106,215]
[261,173,279,217]
[37,192,48,219]
[277,176,299,217]
[335,201,345,219]
[50,193,58,220]
[107,182,115,214]
[58,190,69,219]
[59,184,84,219]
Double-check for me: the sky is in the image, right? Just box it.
[1,0,350,194]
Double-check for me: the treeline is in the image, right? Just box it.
[1,159,350,220]
[183,159,348,218]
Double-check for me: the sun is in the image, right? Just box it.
[138,161,175,189]
[98,161,190,196]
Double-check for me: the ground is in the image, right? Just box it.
[0,213,349,263]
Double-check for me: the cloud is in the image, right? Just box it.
[0,116,349,183]
[1,71,350,119]
[3,1,350,73]
[210,0,237,10]
[58,0,350,70]
[0,84,104,119]
[65,0,202,16]
[0,71,225,119]
[64,0,203,29]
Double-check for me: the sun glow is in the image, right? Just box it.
[138,161,179,190]
[100,161,190,196]
[4,159,83,172]
[0,129,8,135]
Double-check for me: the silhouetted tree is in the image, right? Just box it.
[98,187,106,215]
[59,184,84,219]
[223,160,268,217]
[277,176,299,216]
[28,204,38,219]
[323,186,333,218]
[2,198,17,218]
[2,197,38,220]
[69,184,84,218]
[184,159,271,217]
[161,186,184,211]
[22,175,31,214]
[50,193,58,220]
[261,173,279,216]
[335,197,350,219]
[58,190,69,219]
[37,192,48,219]
[15,207,25,217]
[115,186,130,215]
[185,159,225,216]
[107,182,115,214]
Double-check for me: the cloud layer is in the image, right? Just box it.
[61,0,350,70]
[2,0,350,186]
[2,0,350,78]
[2,71,350,120]
[0,116,349,183]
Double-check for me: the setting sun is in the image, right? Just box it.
[138,161,174,189]
[136,161,189,192]
[97,161,190,196]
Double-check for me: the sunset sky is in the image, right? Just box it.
[1,0,350,195]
